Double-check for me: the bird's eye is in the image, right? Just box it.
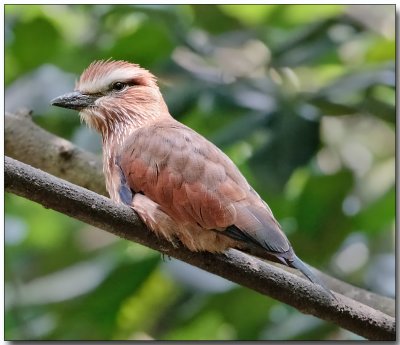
[111,82,127,92]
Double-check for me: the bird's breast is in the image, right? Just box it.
[102,136,128,203]
[103,159,121,202]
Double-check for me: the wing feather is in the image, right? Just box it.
[119,119,291,255]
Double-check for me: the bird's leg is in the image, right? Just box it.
[161,253,172,262]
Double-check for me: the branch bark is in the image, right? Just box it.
[5,109,106,195]
[5,157,395,340]
[5,109,395,319]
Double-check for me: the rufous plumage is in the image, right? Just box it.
[52,60,334,297]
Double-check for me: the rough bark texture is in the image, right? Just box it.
[5,157,396,340]
[5,109,106,195]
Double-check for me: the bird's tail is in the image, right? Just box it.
[223,224,337,301]
[287,254,337,301]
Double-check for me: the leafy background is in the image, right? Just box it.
[5,4,395,340]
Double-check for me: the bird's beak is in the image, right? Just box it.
[51,91,97,111]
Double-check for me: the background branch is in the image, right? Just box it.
[5,157,395,340]
[5,109,106,195]
[5,109,395,319]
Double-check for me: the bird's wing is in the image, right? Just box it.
[118,119,291,255]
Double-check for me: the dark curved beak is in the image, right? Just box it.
[51,91,97,111]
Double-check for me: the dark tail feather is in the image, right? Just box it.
[288,254,337,301]
[223,225,337,301]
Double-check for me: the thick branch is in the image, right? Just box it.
[5,109,106,195]
[4,109,395,319]
[5,157,395,340]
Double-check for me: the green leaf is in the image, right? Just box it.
[290,170,353,263]
[211,112,269,148]
[366,39,395,63]
[201,287,275,339]
[165,311,233,340]
[10,16,61,75]
[6,194,75,251]
[105,19,174,66]
[47,256,160,340]
[312,67,395,101]
[307,67,395,120]
[249,109,320,194]
[353,187,395,235]
[272,18,341,67]
[114,270,179,339]
[279,5,344,26]
[219,5,277,26]
[359,98,395,123]
[191,5,243,33]
[164,287,275,340]
[307,98,356,116]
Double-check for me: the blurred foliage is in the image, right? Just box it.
[5,4,395,341]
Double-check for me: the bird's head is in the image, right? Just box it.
[51,59,169,137]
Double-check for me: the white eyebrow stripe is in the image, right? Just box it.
[78,67,139,93]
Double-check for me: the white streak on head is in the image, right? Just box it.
[76,59,157,94]
[78,67,138,93]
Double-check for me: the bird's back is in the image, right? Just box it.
[118,118,292,257]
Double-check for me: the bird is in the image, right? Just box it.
[51,59,334,298]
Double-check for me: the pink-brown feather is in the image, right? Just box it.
[54,59,335,298]
[75,59,289,253]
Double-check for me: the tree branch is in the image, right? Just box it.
[5,109,106,195]
[5,110,395,319]
[5,157,395,340]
